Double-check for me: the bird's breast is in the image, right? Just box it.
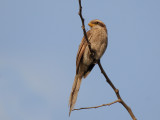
[82,27,107,65]
[90,28,108,60]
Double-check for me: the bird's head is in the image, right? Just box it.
[88,19,106,28]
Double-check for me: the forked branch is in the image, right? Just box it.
[73,0,137,120]
[97,60,137,120]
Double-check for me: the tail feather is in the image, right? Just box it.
[69,75,82,116]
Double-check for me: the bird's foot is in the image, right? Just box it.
[90,49,95,59]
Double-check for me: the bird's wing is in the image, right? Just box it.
[76,30,91,74]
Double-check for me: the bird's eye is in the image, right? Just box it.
[96,22,99,24]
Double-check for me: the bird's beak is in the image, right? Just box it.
[88,22,94,27]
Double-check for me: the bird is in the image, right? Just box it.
[69,19,108,116]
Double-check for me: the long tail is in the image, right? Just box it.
[69,75,82,116]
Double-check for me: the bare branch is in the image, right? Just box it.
[97,60,137,120]
[78,0,94,56]
[73,99,121,111]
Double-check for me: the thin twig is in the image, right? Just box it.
[78,0,94,56]
[75,0,137,120]
[73,99,120,110]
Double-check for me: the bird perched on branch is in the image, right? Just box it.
[69,19,108,116]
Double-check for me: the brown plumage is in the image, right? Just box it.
[69,19,108,116]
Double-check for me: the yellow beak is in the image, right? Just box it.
[88,22,95,27]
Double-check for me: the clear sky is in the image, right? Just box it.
[0,0,160,120]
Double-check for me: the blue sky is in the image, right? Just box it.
[0,0,160,120]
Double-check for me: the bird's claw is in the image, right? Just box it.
[90,50,95,59]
